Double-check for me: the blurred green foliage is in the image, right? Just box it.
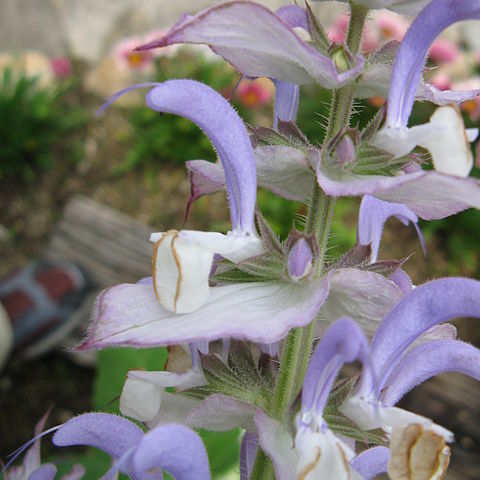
[0,68,86,181]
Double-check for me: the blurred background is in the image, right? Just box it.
[0,1,479,478]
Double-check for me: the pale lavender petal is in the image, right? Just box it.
[316,154,480,219]
[183,395,256,432]
[187,146,314,205]
[358,195,423,262]
[136,2,364,88]
[60,464,85,480]
[254,410,296,480]
[387,0,480,127]
[416,82,480,106]
[389,269,412,295]
[254,146,314,201]
[240,432,258,480]
[273,80,300,130]
[79,278,330,349]
[28,465,57,480]
[275,5,309,31]
[52,413,143,459]
[302,318,372,416]
[381,340,480,406]
[145,80,256,232]
[185,160,225,220]
[318,268,404,337]
[132,424,210,480]
[350,446,389,480]
[369,278,480,396]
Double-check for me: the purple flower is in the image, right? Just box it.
[254,319,382,479]
[374,1,480,177]
[2,413,84,480]
[341,278,480,442]
[52,413,210,480]
[98,79,263,315]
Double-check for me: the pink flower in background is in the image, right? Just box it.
[429,38,460,64]
[328,15,377,53]
[50,57,73,78]
[374,11,409,42]
[430,71,453,91]
[113,37,154,71]
[328,15,349,45]
[236,78,273,107]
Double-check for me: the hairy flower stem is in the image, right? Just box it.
[250,6,367,479]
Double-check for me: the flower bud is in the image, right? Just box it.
[335,134,356,166]
[287,238,313,282]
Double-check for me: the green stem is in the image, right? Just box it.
[249,6,368,479]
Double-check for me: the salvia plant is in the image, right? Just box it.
[4,0,480,479]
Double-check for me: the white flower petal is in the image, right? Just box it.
[418,105,473,177]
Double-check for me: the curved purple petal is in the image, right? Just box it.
[350,446,389,480]
[387,0,480,128]
[381,340,480,406]
[136,2,364,88]
[272,80,300,130]
[132,424,210,480]
[271,5,306,130]
[144,80,256,233]
[358,195,424,262]
[301,318,373,416]
[29,464,57,480]
[52,413,144,459]
[78,278,330,349]
[369,278,480,396]
[240,432,258,480]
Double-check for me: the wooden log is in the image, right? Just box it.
[46,195,153,287]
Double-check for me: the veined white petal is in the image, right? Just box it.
[341,395,454,442]
[153,230,213,314]
[151,229,262,314]
[295,427,357,480]
[419,105,473,177]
